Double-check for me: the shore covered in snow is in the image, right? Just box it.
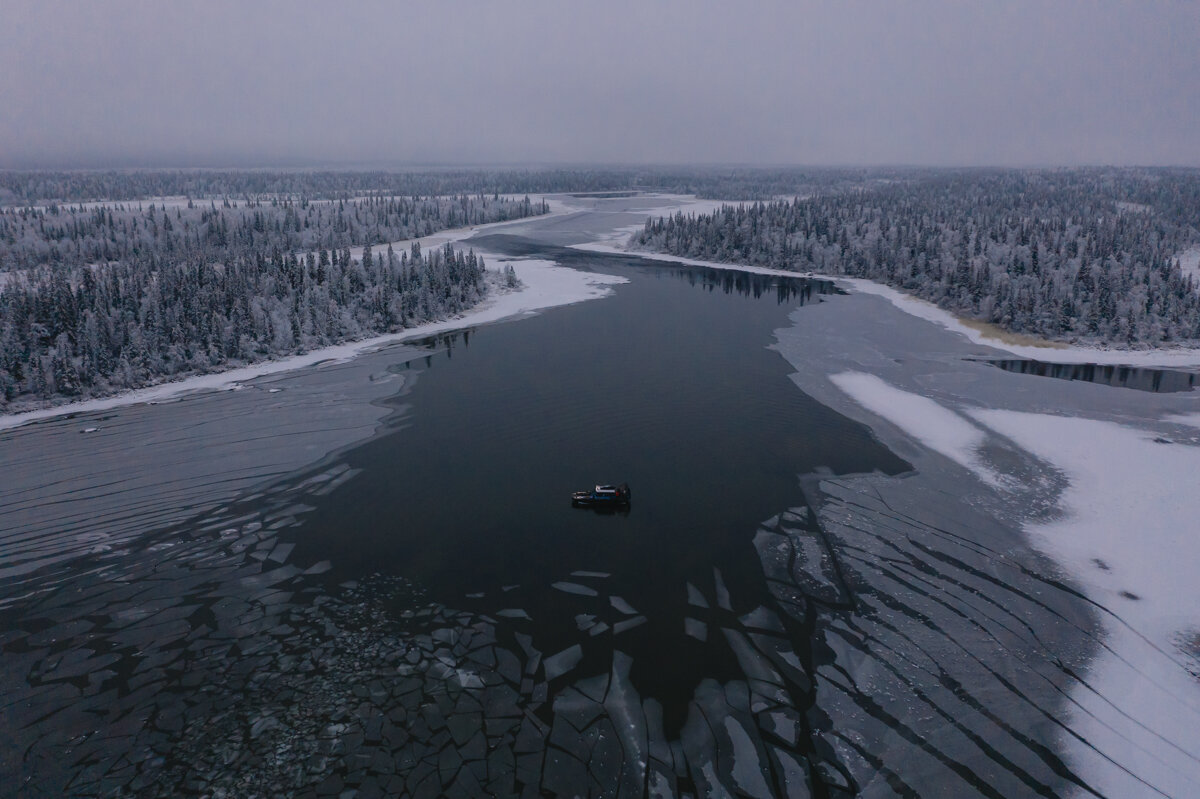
[0,260,623,433]
[0,198,618,433]
[578,235,1200,368]
[821,367,1200,798]
[780,283,1200,798]
[573,208,1200,796]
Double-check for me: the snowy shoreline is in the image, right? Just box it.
[575,235,1200,368]
[0,240,621,434]
[576,208,1200,795]
[823,368,1200,798]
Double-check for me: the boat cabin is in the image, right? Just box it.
[571,482,631,508]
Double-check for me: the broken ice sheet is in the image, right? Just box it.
[612,616,646,635]
[575,614,597,631]
[685,617,708,642]
[266,542,294,563]
[609,596,637,615]
[543,644,583,681]
[551,581,598,597]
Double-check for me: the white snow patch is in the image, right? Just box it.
[629,194,730,220]
[826,368,1200,793]
[0,250,624,432]
[969,409,1200,798]
[577,240,789,275]
[572,226,645,254]
[828,372,1000,485]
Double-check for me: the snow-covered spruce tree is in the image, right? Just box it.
[0,239,489,411]
[632,169,1200,345]
[0,193,538,274]
[0,181,545,410]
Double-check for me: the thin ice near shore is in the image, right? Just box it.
[826,371,1200,798]
[581,203,1200,796]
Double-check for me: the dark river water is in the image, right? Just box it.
[0,236,916,797]
[977,357,1199,393]
[286,242,910,733]
[11,198,1198,796]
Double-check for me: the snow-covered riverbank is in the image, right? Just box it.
[0,242,623,433]
[825,370,1200,798]
[577,237,1200,368]
[577,211,1200,796]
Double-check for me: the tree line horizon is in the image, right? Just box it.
[2,166,1198,411]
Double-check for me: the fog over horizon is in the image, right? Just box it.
[2,0,1198,170]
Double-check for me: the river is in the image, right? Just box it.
[4,195,1198,798]
[0,204,908,797]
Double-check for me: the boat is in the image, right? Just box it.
[571,483,631,508]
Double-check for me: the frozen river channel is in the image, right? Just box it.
[2,196,1199,797]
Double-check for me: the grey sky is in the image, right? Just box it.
[2,0,1197,168]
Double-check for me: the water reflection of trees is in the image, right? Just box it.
[671,264,836,305]
[980,358,1198,393]
[396,261,839,378]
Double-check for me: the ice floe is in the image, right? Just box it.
[551,581,598,597]
[829,371,1001,486]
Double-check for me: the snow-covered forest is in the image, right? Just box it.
[7,166,1200,411]
[0,190,541,410]
[634,169,1200,345]
[0,239,496,410]
[0,193,543,272]
[0,170,612,207]
[0,167,863,207]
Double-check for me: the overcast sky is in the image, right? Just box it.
[2,1,1197,169]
